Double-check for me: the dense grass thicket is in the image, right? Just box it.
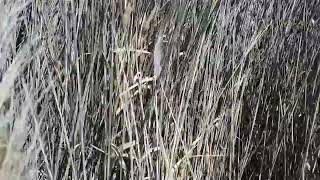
[0,0,320,179]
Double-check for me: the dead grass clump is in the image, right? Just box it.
[0,0,320,179]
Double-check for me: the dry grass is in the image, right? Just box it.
[0,0,320,179]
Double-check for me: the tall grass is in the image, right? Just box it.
[0,0,319,179]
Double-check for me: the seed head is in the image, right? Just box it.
[153,33,164,78]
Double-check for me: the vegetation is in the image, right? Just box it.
[0,0,320,179]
